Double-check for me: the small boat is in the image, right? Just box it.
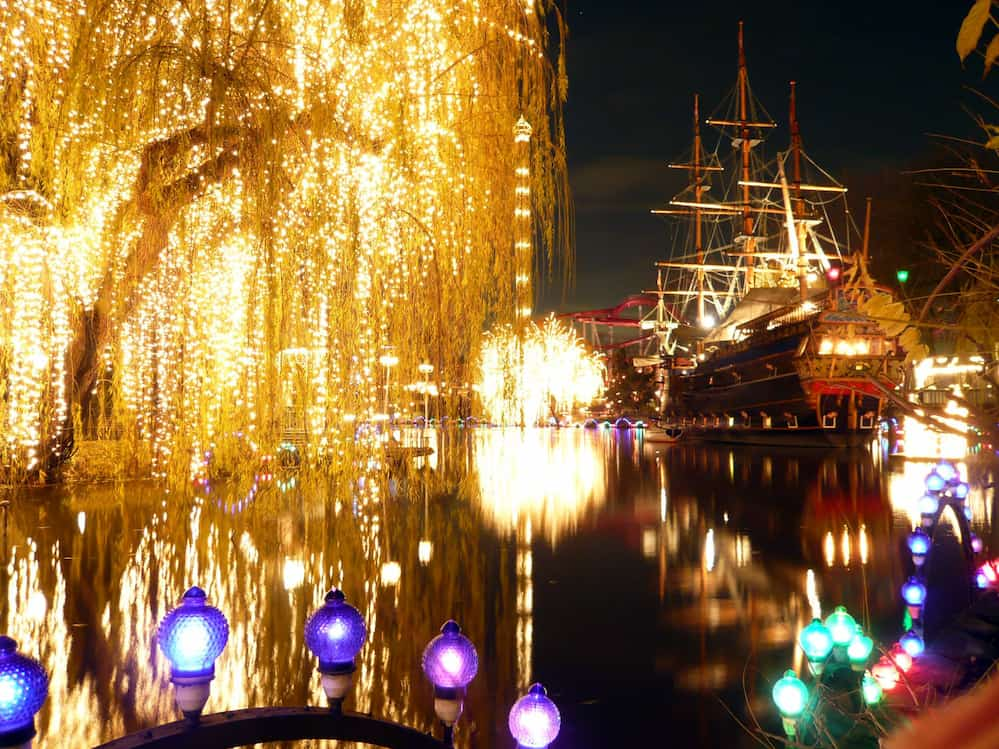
[643,425,684,443]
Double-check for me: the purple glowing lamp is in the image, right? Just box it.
[422,620,478,691]
[305,589,367,709]
[509,683,561,748]
[157,587,229,719]
[423,620,479,734]
[0,637,47,747]
[972,534,984,554]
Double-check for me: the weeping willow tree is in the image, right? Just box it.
[0,0,569,483]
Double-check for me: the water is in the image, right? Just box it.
[3,430,996,747]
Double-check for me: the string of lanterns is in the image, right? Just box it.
[0,587,562,749]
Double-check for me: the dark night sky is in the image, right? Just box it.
[542,0,989,313]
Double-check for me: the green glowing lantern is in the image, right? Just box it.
[824,606,857,648]
[798,619,833,675]
[772,670,809,737]
[896,269,910,284]
[862,670,883,706]
[847,626,874,671]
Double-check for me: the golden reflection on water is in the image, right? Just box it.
[472,428,608,545]
[0,433,994,747]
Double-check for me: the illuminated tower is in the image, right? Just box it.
[514,116,533,324]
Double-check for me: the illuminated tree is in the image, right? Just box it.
[0,0,569,482]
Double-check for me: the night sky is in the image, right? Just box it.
[543,0,988,313]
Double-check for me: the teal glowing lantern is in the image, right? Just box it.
[824,606,857,647]
[847,627,874,671]
[895,269,910,284]
[798,619,833,675]
[862,671,883,705]
[772,670,808,738]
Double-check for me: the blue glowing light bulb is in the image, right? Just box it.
[508,683,561,748]
[422,620,478,690]
[918,495,939,516]
[304,589,367,672]
[964,505,973,521]
[924,471,945,492]
[977,571,991,589]
[157,587,229,678]
[772,670,808,718]
[954,482,969,499]
[824,606,857,647]
[908,528,931,557]
[935,462,957,483]
[901,577,927,607]
[900,629,925,658]
[0,637,47,738]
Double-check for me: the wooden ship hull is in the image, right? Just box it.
[661,300,906,447]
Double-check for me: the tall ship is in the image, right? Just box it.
[646,23,908,446]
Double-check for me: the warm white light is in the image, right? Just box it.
[380,561,401,586]
[418,540,432,565]
[699,314,716,330]
[282,558,305,591]
[703,529,715,572]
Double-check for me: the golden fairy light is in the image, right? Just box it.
[0,0,568,483]
[476,315,605,425]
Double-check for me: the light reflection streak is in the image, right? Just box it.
[703,529,715,573]
[805,569,822,620]
[473,429,606,545]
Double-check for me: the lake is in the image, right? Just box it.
[4,429,995,747]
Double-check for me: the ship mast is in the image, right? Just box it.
[738,21,755,289]
[694,93,705,328]
[789,81,809,300]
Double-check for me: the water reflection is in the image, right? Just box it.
[0,432,995,748]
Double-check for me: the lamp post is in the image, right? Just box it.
[84,585,560,749]
[418,363,434,424]
[379,351,399,422]
[304,589,367,713]
[422,620,478,747]
[0,638,47,749]
[156,587,229,722]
